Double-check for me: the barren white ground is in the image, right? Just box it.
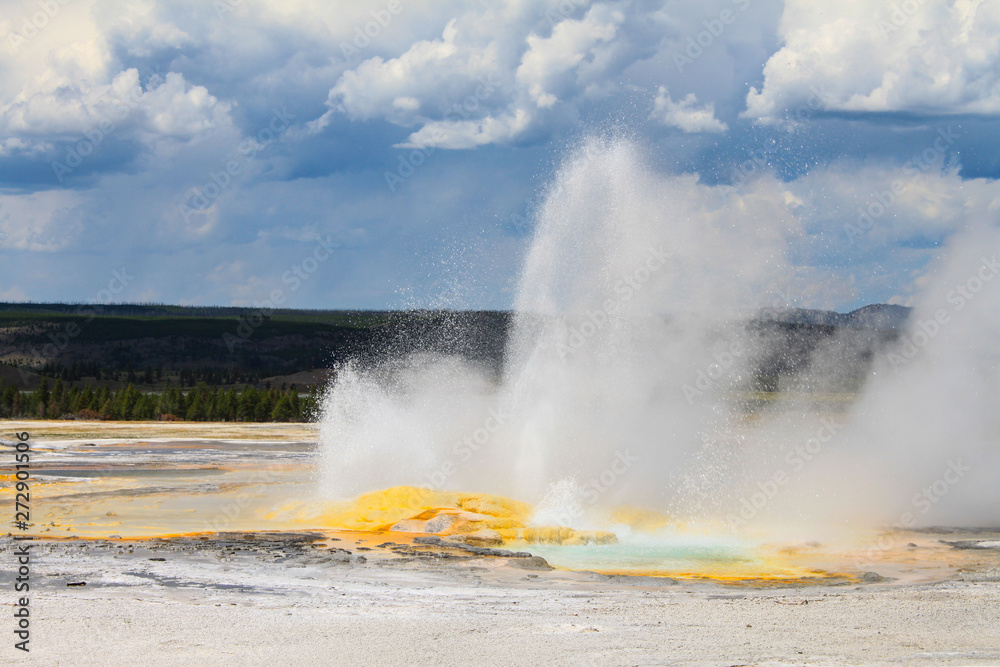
[3,422,999,665]
[6,539,1000,667]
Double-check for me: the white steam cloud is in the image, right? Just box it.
[318,137,1000,539]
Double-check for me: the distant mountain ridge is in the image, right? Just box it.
[759,304,912,330]
[0,301,914,329]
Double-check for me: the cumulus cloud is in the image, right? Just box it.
[751,158,1000,306]
[1,0,999,312]
[649,87,728,133]
[137,71,231,138]
[398,110,534,150]
[309,2,678,148]
[0,0,232,165]
[310,18,496,129]
[0,68,230,143]
[516,5,624,109]
[744,0,1000,122]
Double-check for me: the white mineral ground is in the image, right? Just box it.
[1,421,999,666]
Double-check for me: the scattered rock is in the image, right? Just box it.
[66,582,86,587]
[149,557,166,561]
[457,529,503,547]
[602,574,677,586]
[959,567,1000,582]
[941,539,1000,550]
[508,556,554,571]
[918,526,1000,535]
[446,542,533,558]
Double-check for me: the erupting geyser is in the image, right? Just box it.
[318,137,1000,549]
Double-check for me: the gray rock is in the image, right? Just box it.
[602,574,677,586]
[444,542,532,558]
[941,539,1000,550]
[424,514,456,533]
[508,556,554,571]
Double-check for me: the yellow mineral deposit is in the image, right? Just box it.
[293,486,616,546]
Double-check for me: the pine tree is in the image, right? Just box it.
[271,394,294,422]
[186,392,206,421]
[35,378,50,417]
[52,378,64,409]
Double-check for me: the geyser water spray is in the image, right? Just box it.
[319,137,1000,539]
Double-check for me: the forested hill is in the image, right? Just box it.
[0,304,506,390]
[0,302,909,395]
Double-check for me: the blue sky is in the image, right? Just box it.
[1,0,999,311]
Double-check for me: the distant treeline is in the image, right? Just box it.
[34,360,273,387]
[0,377,320,422]
[0,305,400,389]
[0,301,393,320]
